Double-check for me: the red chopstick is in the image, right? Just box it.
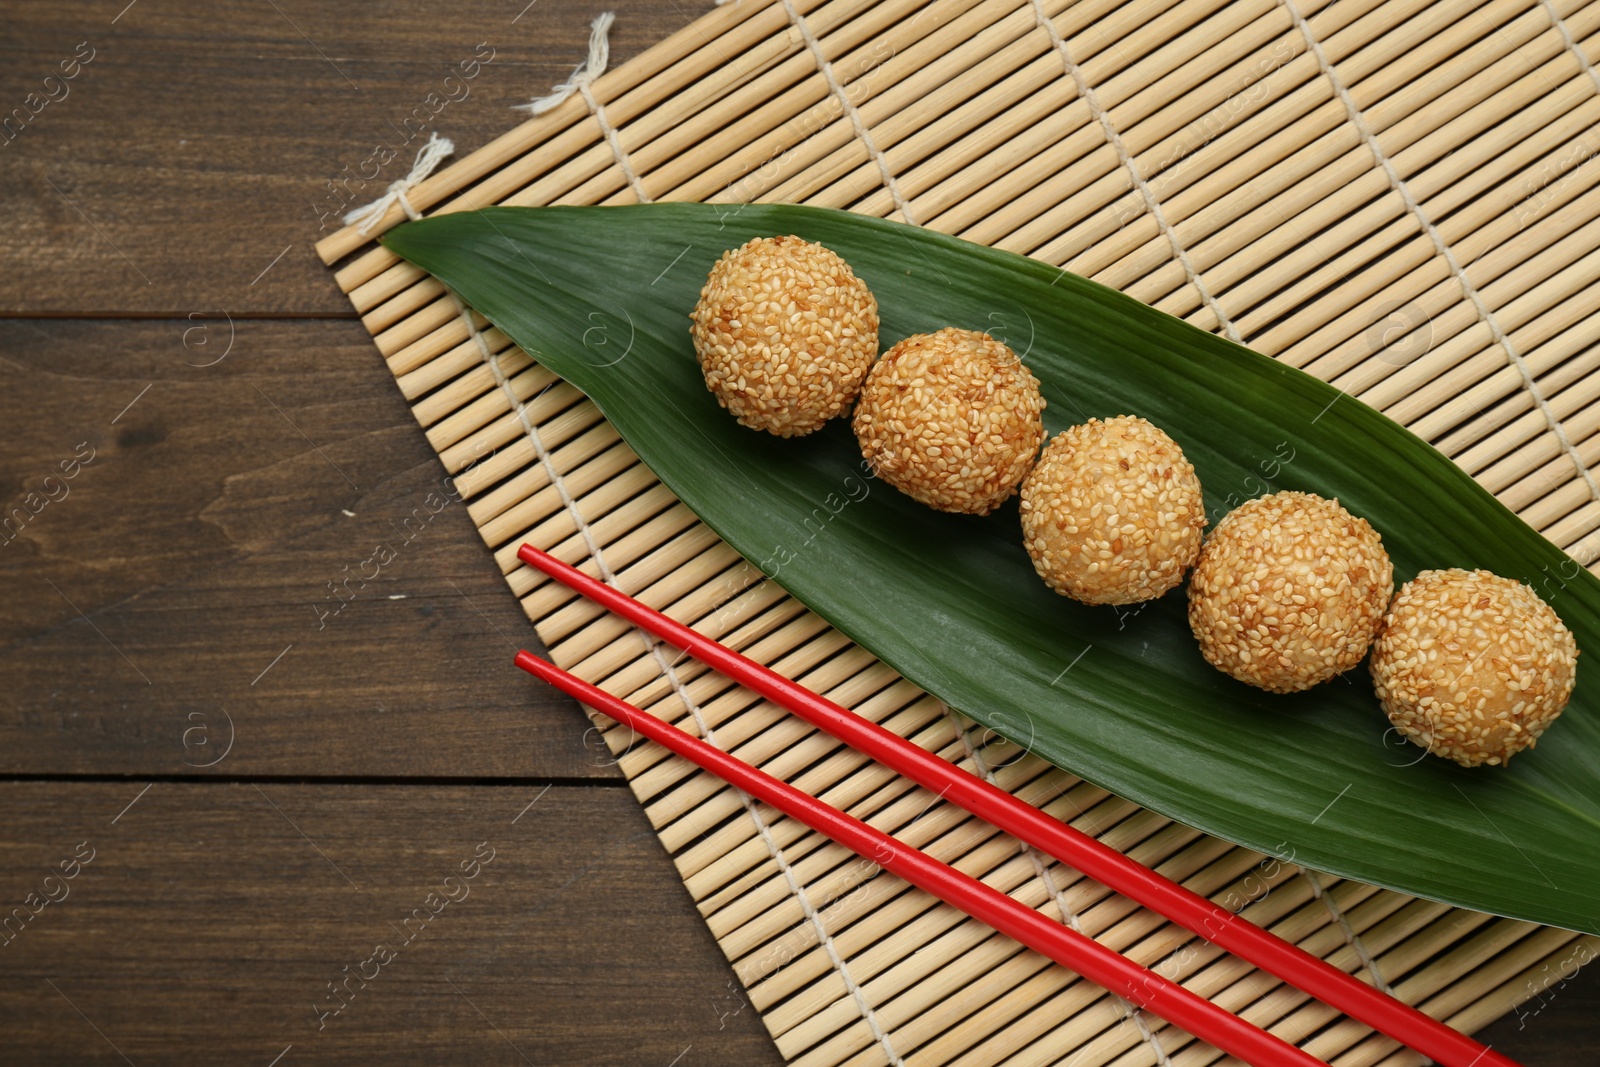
[517,543,1518,1067]
[516,648,1323,1067]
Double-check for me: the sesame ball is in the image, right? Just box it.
[1370,569,1578,767]
[688,235,879,437]
[1188,491,1393,693]
[852,327,1045,515]
[1019,416,1206,605]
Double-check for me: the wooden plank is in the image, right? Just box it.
[0,781,783,1065]
[0,318,609,778]
[0,0,715,314]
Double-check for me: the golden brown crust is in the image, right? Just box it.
[689,235,879,437]
[851,327,1045,515]
[1019,416,1206,605]
[1370,568,1578,766]
[1188,491,1393,693]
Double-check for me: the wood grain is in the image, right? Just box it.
[0,317,605,779]
[0,781,782,1066]
[0,0,714,314]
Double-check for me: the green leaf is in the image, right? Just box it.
[385,204,1600,936]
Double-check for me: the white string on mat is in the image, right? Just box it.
[517,11,650,203]
[944,705,1173,1066]
[1029,0,1242,345]
[342,132,454,236]
[1540,0,1600,97]
[1282,0,1600,508]
[776,0,919,226]
[1301,869,1394,996]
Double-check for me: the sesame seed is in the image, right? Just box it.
[852,327,1046,515]
[689,236,879,437]
[1020,416,1205,605]
[1370,568,1578,767]
[1188,491,1393,693]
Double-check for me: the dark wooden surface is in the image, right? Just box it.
[0,0,1591,1062]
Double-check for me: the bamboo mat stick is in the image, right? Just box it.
[985,0,1427,255]
[473,426,627,532]
[617,0,985,204]
[1416,322,1600,452]
[844,60,1082,224]
[701,757,1089,934]
[1354,234,1600,427]
[1490,433,1600,515]
[930,879,1349,1067]
[1397,301,1600,448]
[721,28,1070,213]
[1222,83,1587,350]
[482,448,647,557]
[398,328,515,403]
[1432,929,1597,1035]
[378,297,472,362]
[412,345,531,427]
[755,0,1241,211]
[827,843,1295,1030]
[817,844,1273,1061]
[1444,338,1600,465]
[1324,233,1587,415]
[721,0,1083,212]
[320,0,789,274]
[997,887,1395,1067]
[716,779,1151,958]
[461,418,595,503]
[1113,28,1574,329]
[683,0,1074,209]
[1287,213,1592,394]
[347,0,939,316]
[451,405,604,496]
[440,392,602,475]
[1100,900,1453,1067]
[571,0,971,210]
[424,371,569,454]
[812,876,1350,1067]
[773,830,1234,1058]
[535,0,917,207]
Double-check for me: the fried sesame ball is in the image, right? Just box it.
[1019,416,1206,605]
[1188,491,1393,693]
[852,327,1045,515]
[1370,569,1578,767]
[688,235,879,438]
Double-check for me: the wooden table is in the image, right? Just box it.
[1,1,1592,1062]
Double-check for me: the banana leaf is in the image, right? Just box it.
[384,204,1600,936]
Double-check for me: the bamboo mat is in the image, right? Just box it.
[315,0,1600,1061]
